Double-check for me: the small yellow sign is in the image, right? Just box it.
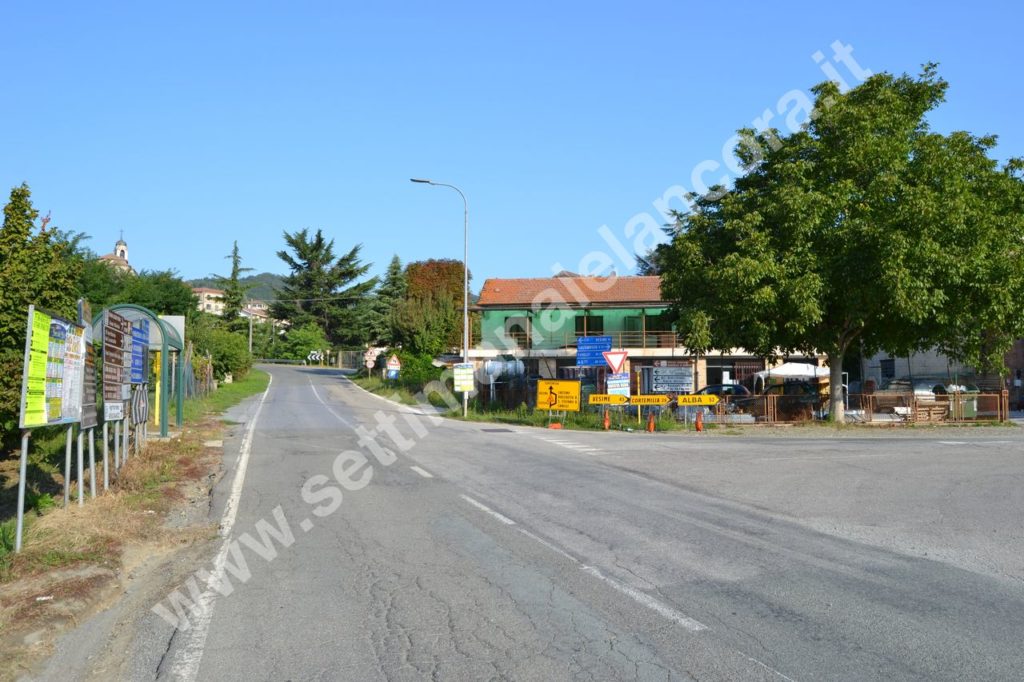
[537,379,581,412]
[675,394,720,406]
[588,394,629,405]
[630,395,671,406]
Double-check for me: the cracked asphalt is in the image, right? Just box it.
[144,366,1024,681]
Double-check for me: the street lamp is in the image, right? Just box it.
[410,178,470,417]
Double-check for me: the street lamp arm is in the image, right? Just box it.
[410,177,471,417]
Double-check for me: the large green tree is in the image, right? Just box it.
[0,185,82,442]
[214,241,253,322]
[114,270,197,316]
[270,228,377,346]
[660,66,1024,422]
[393,258,470,354]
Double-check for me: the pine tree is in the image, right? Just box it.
[364,255,407,345]
[214,241,253,322]
[270,229,377,346]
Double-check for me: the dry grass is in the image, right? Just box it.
[0,419,222,590]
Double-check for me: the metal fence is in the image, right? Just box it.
[701,391,1011,425]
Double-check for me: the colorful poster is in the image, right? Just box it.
[20,308,51,428]
[62,325,85,422]
[19,307,84,428]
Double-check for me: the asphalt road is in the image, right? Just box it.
[146,365,1024,681]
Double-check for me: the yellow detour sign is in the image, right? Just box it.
[537,379,581,412]
[588,394,629,406]
[630,395,671,406]
[675,394,719,407]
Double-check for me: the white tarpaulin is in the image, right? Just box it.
[753,362,830,381]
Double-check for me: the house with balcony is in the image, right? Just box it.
[471,274,790,393]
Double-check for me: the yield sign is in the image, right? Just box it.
[602,350,628,373]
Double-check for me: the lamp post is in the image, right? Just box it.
[410,178,470,418]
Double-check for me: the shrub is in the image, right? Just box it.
[198,328,252,380]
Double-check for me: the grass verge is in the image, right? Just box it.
[0,369,268,586]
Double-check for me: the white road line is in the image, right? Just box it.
[460,494,516,525]
[518,528,580,564]
[169,373,274,680]
[938,441,967,445]
[515,522,708,634]
[309,380,354,426]
[579,565,707,632]
[745,656,799,682]
[410,465,434,478]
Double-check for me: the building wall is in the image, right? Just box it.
[861,349,974,387]
[480,307,670,351]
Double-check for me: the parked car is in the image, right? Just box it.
[691,383,752,414]
[872,377,980,412]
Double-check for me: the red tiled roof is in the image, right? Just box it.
[476,276,665,307]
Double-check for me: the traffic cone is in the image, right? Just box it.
[603,409,610,431]
[695,409,704,432]
[646,410,655,433]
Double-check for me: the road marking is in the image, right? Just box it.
[309,380,354,426]
[745,656,799,682]
[518,528,580,564]
[169,372,274,680]
[938,441,967,445]
[460,494,516,525]
[515,525,708,634]
[410,465,434,478]
[299,518,314,532]
[580,565,707,632]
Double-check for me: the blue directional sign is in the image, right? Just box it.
[130,319,149,384]
[576,335,613,366]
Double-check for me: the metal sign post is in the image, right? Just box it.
[76,427,84,506]
[15,431,29,552]
[64,426,73,507]
[102,421,110,490]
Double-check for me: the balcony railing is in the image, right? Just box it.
[475,329,681,351]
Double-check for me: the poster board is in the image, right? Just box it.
[19,306,85,429]
[103,309,131,420]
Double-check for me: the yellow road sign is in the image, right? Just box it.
[588,394,629,405]
[537,379,581,412]
[630,395,671,406]
[675,394,720,406]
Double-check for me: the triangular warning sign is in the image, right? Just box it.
[602,350,628,373]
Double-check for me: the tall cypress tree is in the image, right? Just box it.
[214,241,253,322]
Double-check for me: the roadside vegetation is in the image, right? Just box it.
[0,369,267,580]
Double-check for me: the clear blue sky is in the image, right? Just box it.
[3,1,1022,292]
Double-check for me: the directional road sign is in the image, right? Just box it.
[676,394,720,406]
[630,395,671,406]
[537,379,581,412]
[576,336,612,366]
[588,394,629,405]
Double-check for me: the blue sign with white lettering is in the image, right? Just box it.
[130,319,149,384]
[576,336,612,366]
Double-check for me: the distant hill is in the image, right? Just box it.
[188,272,285,302]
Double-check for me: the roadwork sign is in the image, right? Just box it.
[630,395,671,406]
[537,379,581,412]
[676,394,720,406]
[588,394,629,405]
